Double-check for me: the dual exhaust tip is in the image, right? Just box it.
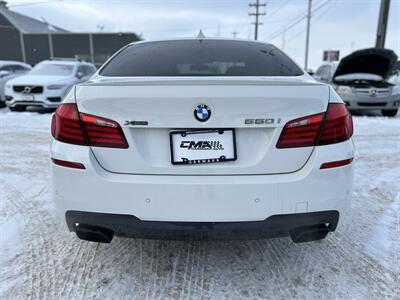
[74,224,114,243]
[73,223,331,244]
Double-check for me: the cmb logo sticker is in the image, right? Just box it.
[180,141,224,150]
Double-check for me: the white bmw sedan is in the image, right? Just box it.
[51,39,354,244]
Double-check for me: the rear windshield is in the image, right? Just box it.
[100,40,303,77]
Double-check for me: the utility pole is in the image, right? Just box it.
[232,30,239,39]
[249,0,266,40]
[217,23,221,37]
[304,0,312,71]
[375,0,391,48]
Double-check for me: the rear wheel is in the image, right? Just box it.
[381,109,398,117]
[9,106,27,112]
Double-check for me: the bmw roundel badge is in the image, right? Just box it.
[194,104,211,122]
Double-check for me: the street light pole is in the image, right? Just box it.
[304,0,312,71]
[375,0,391,48]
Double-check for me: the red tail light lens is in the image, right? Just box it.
[317,103,353,146]
[80,113,128,148]
[276,103,353,148]
[276,113,325,148]
[51,103,86,145]
[51,103,128,148]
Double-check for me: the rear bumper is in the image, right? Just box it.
[51,139,354,225]
[66,210,339,241]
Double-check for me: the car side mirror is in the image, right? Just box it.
[76,71,84,79]
[0,70,10,78]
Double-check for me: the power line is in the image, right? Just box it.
[267,0,291,20]
[267,0,332,41]
[285,0,337,46]
[249,0,266,40]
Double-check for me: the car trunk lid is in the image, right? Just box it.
[75,77,329,175]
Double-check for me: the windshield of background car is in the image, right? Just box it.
[100,40,303,77]
[30,63,74,76]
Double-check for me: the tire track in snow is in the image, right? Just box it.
[0,180,56,300]
[254,239,296,298]
[326,235,395,298]
[81,243,99,300]
[58,241,83,298]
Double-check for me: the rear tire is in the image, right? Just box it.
[9,106,27,112]
[381,109,398,117]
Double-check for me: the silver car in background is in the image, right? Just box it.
[314,48,399,117]
[0,61,31,107]
[4,59,96,111]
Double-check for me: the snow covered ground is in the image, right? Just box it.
[0,108,399,299]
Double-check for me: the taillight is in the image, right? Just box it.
[51,103,86,145]
[276,113,325,148]
[80,113,128,148]
[317,103,353,146]
[51,103,128,148]
[277,103,353,148]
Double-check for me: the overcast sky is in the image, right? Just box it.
[6,0,400,70]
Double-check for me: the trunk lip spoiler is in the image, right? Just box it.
[79,74,325,87]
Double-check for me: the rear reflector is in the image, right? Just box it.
[276,103,353,148]
[320,158,353,169]
[51,103,128,148]
[51,158,85,169]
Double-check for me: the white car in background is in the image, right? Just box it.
[314,48,399,117]
[0,61,31,107]
[5,59,96,111]
[51,39,354,244]
[388,61,400,87]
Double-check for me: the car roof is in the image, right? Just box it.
[128,37,273,47]
[0,60,31,68]
[38,60,93,66]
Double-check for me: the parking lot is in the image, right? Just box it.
[0,108,399,299]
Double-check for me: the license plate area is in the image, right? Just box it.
[170,129,237,165]
[21,94,34,101]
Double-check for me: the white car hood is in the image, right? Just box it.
[334,73,384,82]
[7,75,73,86]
